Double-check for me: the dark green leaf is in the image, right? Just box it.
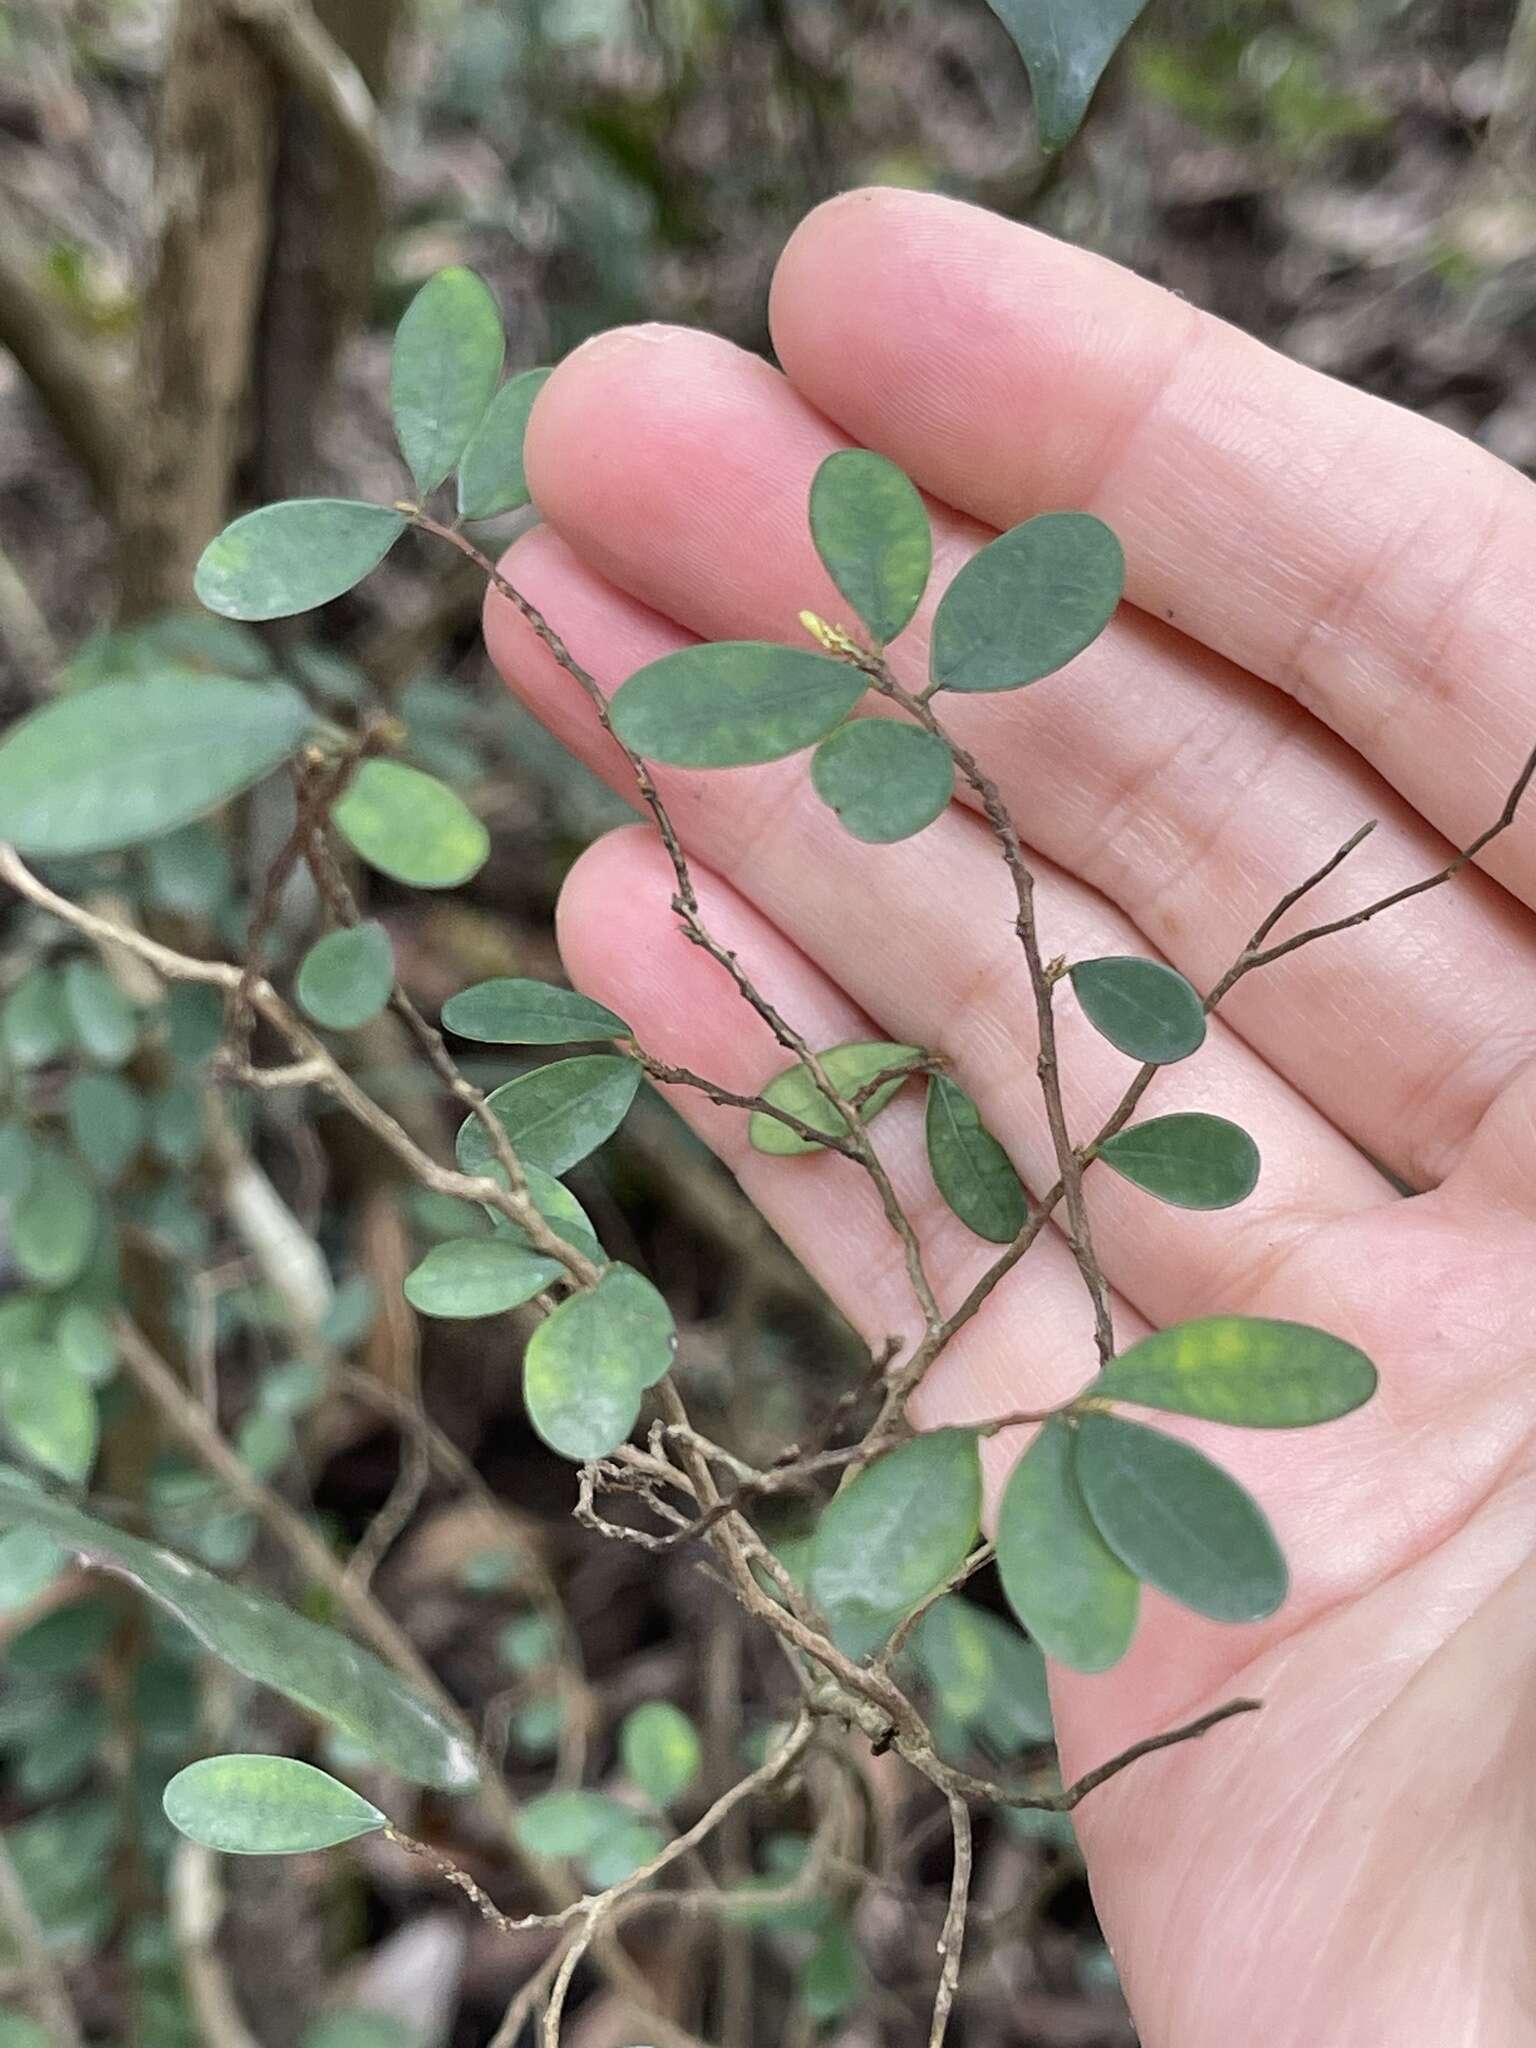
[808,1430,981,1657]
[610,642,866,767]
[925,1074,1027,1242]
[0,1346,98,1483]
[1098,1112,1259,1209]
[62,958,138,1065]
[403,1236,563,1319]
[457,367,551,520]
[488,1162,604,1266]
[296,922,395,1031]
[1073,1412,1287,1623]
[800,1923,865,2022]
[66,1071,144,1184]
[0,676,312,853]
[196,501,407,621]
[163,1755,385,1856]
[457,1054,641,1176]
[514,1788,628,1860]
[391,268,505,496]
[2,968,68,1068]
[13,1150,98,1288]
[1096,1315,1377,1427]
[929,513,1124,694]
[1069,956,1206,1065]
[810,719,953,842]
[984,0,1152,151]
[522,1264,675,1461]
[442,977,629,1045]
[0,1468,477,1788]
[996,1418,1138,1672]
[620,1700,702,1807]
[332,760,489,889]
[808,448,932,644]
[749,1040,924,1157]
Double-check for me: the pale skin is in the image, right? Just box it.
[482,189,1536,2047]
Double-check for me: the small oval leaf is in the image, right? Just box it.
[63,958,139,1066]
[457,367,551,520]
[749,1041,924,1157]
[1097,1112,1260,1210]
[488,1161,604,1265]
[996,1417,1138,1673]
[0,1470,477,1789]
[808,449,933,645]
[442,978,629,1045]
[2,969,68,1068]
[65,1071,145,1183]
[929,513,1124,694]
[0,676,312,855]
[196,501,406,622]
[924,1075,1028,1243]
[808,1430,982,1657]
[404,1236,564,1319]
[514,1788,629,1860]
[13,1150,98,1288]
[296,922,395,1031]
[620,1700,702,1808]
[1,1345,98,1484]
[163,1755,385,1856]
[1096,1315,1377,1427]
[810,720,954,843]
[1069,956,1206,1065]
[392,268,506,496]
[522,1264,674,1461]
[332,760,489,889]
[610,642,866,767]
[1073,1411,1288,1623]
[457,1054,641,1177]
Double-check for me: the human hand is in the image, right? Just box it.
[483,188,1536,2048]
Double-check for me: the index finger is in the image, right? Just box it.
[769,188,1536,899]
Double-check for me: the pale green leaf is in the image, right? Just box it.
[985,0,1152,151]
[996,1417,1138,1672]
[0,1468,477,1788]
[522,1264,675,1461]
[403,1236,563,1319]
[514,1789,629,1860]
[332,760,489,889]
[55,1302,117,1384]
[800,1922,865,2022]
[442,978,629,1045]
[1073,1412,1287,1623]
[0,1345,98,1483]
[196,501,406,621]
[487,1161,605,1265]
[0,676,312,854]
[1097,1111,1259,1209]
[808,1430,982,1657]
[583,1817,667,1890]
[610,642,866,767]
[1096,1315,1377,1427]
[301,2014,418,2048]
[0,1524,65,1610]
[391,268,505,496]
[457,1054,641,1176]
[1070,955,1206,1065]
[808,449,932,644]
[929,514,1124,693]
[924,1074,1027,1243]
[12,1150,98,1288]
[296,922,395,1031]
[749,1040,923,1157]
[810,720,953,842]
[620,1700,702,1808]
[163,1755,385,1856]
[457,367,551,520]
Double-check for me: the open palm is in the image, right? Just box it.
[482,190,1536,2048]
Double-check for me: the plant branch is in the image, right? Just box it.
[221,0,383,186]
[0,215,127,506]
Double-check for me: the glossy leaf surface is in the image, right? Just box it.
[163,1754,385,1855]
